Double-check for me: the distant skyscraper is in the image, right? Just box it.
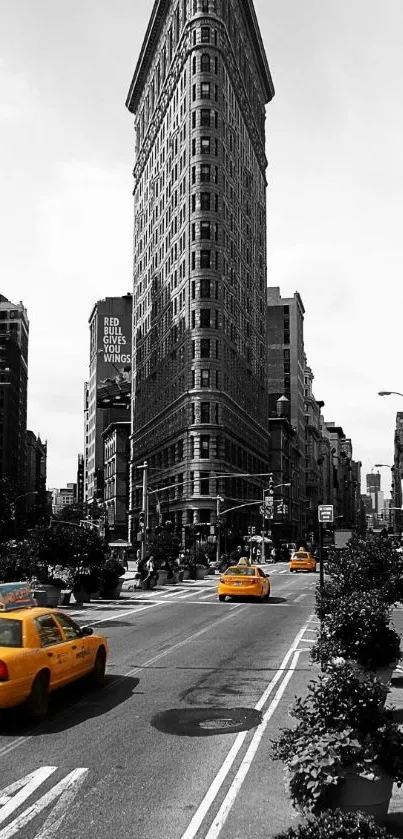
[366,472,381,494]
[0,295,29,491]
[84,295,132,504]
[126,0,274,542]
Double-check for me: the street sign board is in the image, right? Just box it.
[318,505,334,523]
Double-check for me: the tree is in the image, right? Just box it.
[0,477,16,542]
[145,521,180,568]
[1,522,109,584]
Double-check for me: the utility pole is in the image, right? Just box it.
[138,461,148,563]
[216,495,224,565]
[261,473,274,564]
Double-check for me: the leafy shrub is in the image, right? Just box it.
[289,662,388,735]
[311,592,400,670]
[272,662,403,811]
[273,808,388,838]
[323,535,403,606]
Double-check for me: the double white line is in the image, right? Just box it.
[181,617,315,839]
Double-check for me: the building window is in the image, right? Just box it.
[200,308,211,327]
[190,471,195,494]
[201,27,210,42]
[190,437,195,458]
[200,221,211,239]
[200,250,211,268]
[200,471,210,494]
[200,137,211,154]
[200,278,211,297]
[200,435,210,458]
[200,82,211,98]
[200,109,211,127]
[200,338,210,358]
[200,165,210,182]
[200,368,210,387]
[200,192,211,210]
[201,0,209,11]
[201,402,210,423]
[201,53,211,72]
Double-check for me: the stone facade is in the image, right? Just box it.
[126,0,274,543]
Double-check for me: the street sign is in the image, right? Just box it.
[318,505,334,523]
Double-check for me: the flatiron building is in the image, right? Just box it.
[126,0,274,541]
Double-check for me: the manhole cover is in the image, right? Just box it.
[151,707,262,737]
[199,718,238,730]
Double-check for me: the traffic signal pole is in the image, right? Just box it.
[138,461,148,563]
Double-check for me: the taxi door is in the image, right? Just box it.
[53,612,95,677]
[257,568,269,596]
[33,614,75,687]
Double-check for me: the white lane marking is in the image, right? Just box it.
[180,617,314,839]
[0,737,35,760]
[293,593,308,602]
[200,593,219,600]
[0,768,57,825]
[174,588,210,600]
[204,650,301,839]
[0,768,88,839]
[86,601,163,626]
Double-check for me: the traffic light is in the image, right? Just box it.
[268,473,274,493]
[139,511,145,528]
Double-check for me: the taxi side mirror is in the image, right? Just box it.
[81,626,93,636]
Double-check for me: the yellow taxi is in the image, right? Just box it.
[289,548,317,573]
[0,582,109,718]
[218,561,270,602]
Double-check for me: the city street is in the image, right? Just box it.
[0,565,319,839]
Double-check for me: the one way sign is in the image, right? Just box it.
[318,505,334,523]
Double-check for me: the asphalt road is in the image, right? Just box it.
[0,564,320,839]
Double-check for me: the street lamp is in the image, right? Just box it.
[378,391,403,398]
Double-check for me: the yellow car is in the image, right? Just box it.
[218,565,270,602]
[289,549,317,573]
[0,582,108,718]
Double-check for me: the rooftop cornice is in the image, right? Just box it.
[126,0,274,113]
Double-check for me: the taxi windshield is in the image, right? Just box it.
[224,567,255,577]
[0,619,22,647]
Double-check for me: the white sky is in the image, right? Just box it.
[1,1,402,496]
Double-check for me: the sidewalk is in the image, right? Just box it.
[385,608,403,837]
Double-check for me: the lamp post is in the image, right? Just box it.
[378,391,403,398]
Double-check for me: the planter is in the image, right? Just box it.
[72,586,89,604]
[157,569,168,586]
[345,658,398,687]
[33,589,47,607]
[325,765,393,824]
[101,579,124,599]
[195,567,206,580]
[59,590,72,606]
[183,568,191,580]
[40,584,63,607]
[165,572,179,586]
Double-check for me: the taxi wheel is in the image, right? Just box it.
[27,671,50,719]
[218,595,226,602]
[90,647,106,687]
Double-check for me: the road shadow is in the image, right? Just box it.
[0,674,140,736]
[391,708,403,725]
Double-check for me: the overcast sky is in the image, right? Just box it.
[1,1,402,496]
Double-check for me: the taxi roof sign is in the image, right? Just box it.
[0,582,35,612]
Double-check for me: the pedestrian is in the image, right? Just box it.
[144,555,155,590]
